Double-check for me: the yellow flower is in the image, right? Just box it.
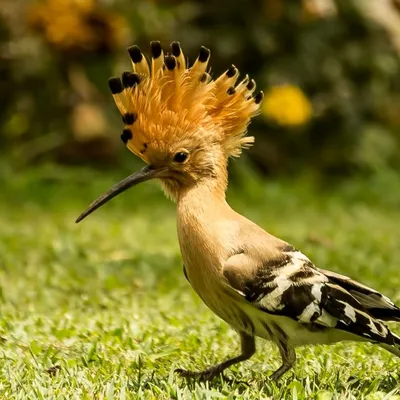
[262,84,313,127]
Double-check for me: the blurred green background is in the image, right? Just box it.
[1,0,400,177]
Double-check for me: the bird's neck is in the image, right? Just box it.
[176,171,233,252]
[176,170,238,301]
[175,157,236,271]
[178,171,228,211]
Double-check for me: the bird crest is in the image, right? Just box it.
[108,41,263,163]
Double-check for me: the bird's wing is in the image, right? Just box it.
[223,245,399,345]
[317,268,400,321]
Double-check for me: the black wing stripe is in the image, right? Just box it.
[279,284,318,320]
[367,308,400,321]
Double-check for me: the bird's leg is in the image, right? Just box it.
[269,340,296,381]
[175,332,255,382]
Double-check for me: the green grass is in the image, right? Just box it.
[1,164,400,399]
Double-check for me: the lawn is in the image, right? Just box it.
[1,164,400,399]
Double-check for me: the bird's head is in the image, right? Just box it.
[76,41,263,223]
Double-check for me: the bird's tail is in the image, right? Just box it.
[380,333,400,358]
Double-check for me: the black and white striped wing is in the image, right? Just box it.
[223,247,399,346]
[317,268,400,322]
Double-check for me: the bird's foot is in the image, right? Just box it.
[175,367,249,386]
[269,364,292,382]
[269,370,282,382]
[175,367,231,383]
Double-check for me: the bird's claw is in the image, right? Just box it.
[269,371,281,382]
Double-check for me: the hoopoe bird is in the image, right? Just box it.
[76,41,400,381]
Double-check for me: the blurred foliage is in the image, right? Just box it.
[0,0,399,177]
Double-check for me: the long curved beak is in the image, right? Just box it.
[76,165,163,223]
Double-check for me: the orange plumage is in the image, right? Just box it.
[108,41,263,164]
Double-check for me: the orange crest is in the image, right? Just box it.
[109,41,263,163]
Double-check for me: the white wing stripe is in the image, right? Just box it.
[298,301,320,322]
[336,300,357,323]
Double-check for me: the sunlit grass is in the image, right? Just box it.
[0,164,400,399]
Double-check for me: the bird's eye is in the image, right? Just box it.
[173,152,188,163]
